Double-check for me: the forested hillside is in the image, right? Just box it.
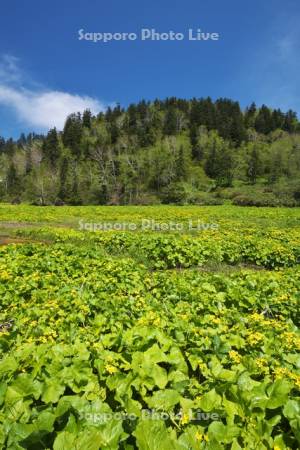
[1,97,300,206]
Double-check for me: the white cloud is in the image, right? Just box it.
[0,55,22,84]
[0,55,106,131]
[0,86,104,129]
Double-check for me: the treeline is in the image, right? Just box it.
[1,97,300,206]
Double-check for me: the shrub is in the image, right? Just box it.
[232,193,279,207]
[232,193,298,207]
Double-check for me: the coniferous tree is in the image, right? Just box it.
[25,148,33,175]
[203,97,216,130]
[7,163,18,195]
[255,105,274,134]
[247,147,260,184]
[43,128,60,168]
[283,110,297,133]
[216,145,234,187]
[125,104,138,134]
[215,98,246,144]
[58,157,70,202]
[82,109,92,129]
[4,138,15,157]
[163,108,178,135]
[70,172,81,205]
[109,121,120,144]
[204,133,234,186]
[0,136,5,152]
[17,133,26,147]
[62,113,83,158]
[244,102,257,128]
[269,151,283,184]
[138,124,156,147]
[176,145,189,180]
[205,137,218,179]
[190,125,203,160]
[272,109,285,130]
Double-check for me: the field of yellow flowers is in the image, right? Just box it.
[0,204,299,449]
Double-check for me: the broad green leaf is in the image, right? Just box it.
[198,389,221,412]
[134,419,179,450]
[146,389,181,410]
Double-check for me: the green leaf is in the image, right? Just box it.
[208,422,240,444]
[9,374,42,400]
[42,380,65,403]
[134,419,179,450]
[53,431,76,450]
[0,356,18,375]
[146,389,181,410]
[151,365,168,389]
[283,399,300,420]
[198,389,221,412]
[266,379,292,409]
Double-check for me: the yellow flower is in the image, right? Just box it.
[137,311,160,326]
[0,270,11,280]
[229,350,241,364]
[285,371,300,388]
[277,294,288,301]
[247,332,264,346]
[195,431,203,441]
[273,367,289,379]
[105,364,118,374]
[180,413,190,425]
[256,358,268,369]
[212,317,221,324]
[198,362,207,372]
[295,378,300,388]
[282,332,300,350]
[249,312,262,322]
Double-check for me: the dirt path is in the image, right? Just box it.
[0,237,32,246]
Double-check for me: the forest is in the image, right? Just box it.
[1,97,300,207]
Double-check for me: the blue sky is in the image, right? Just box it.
[0,0,300,138]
